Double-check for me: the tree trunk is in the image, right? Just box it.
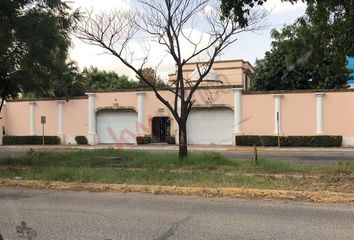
[0,99,4,113]
[178,120,188,159]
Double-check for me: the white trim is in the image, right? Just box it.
[86,93,97,145]
[315,93,325,134]
[136,92,145,136]
[342,137,354,147]
[57,100,65,143]
[233,88,243,135]
[29,101,36,135]
[273,94,283,134]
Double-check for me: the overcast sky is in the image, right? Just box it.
[68,0,306,80]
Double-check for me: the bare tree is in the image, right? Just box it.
[76,0,267,158]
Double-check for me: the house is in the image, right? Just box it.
[0,59,353,147]
[168,60,254,89]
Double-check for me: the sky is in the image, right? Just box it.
[68,0,307,80]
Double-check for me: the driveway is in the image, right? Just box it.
[0,187,353,240]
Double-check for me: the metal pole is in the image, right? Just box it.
[42,123,44,150]
[277,112,280,148]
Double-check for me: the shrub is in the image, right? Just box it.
[3,136,61,145]
[136,135,152,144]
[235,135,342,147]
[75,136,88,145]
[166,135,176,145]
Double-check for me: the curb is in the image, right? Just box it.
[1,179,353,204]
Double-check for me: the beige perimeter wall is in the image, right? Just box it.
[2,89,354,146]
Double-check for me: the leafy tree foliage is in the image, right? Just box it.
[52,61,86,98]
[82,67,139,90]
[0,0,78,111]
[221,0,267,27]
[136,68,166,88]
[221,0,353,54]
[235,0,354,90]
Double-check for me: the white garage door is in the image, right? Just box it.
[97,110,138,144]
[187,108,234,145]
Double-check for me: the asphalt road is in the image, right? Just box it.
[1,146,353,165]
[0,187,353,240]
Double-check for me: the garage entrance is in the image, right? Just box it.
[97,110,138,144]
[187,108,234,145]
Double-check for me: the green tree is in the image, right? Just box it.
[136,68,166,88]
[221,0,353,55]
[77,0,266,158]
[52,61,86,98]
[83,67,139,90]
[251,3,352,90]
[0,0,78,111]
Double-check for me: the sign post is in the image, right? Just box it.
[41,116,46,150]
[277,112,280,148]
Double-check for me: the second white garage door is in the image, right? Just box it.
[187,108,234,145]
[97,110,138,144]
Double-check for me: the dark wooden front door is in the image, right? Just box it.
[152,117,170,142]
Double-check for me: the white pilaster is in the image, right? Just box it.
[315,93,325,135]
[273,94,283,135]
[29,101,36,135]
[136,92,145,136]
[57,100,65,143]
[233,88,243,135]
[86,93,97,145]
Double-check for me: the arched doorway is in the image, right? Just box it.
[151,117,171,143]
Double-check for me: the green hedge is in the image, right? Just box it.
[235,135,342,147]
[75,136,88,145]
[3,135,61,145]
[136,135,152,144]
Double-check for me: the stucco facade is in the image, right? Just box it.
[1,88,354,146]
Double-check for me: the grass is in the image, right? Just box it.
[0,149,353,192]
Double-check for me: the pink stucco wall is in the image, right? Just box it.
[34,101,58,135]
[242,94,274,135]
[323,92,354,137]
[143,91,175,135]
[281,93,316,135]
[95,92,138,110]
[5,101,30,135]
[64,99,88,136]
[2,89,354,146]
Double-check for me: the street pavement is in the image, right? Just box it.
[0,187,353,240]
[1,145,354,165]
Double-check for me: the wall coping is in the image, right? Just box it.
[6,87,353,103]
[7,96,88,103]
[85,84,243,93]
[243,88,354,95]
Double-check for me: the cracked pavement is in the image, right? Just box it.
[0,187,353,240]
